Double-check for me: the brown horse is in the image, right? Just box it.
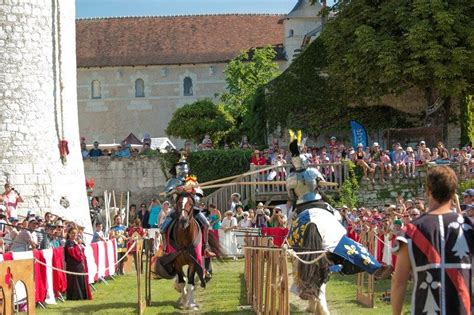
[170,193,222,310]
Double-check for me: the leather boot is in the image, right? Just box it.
[202,225,216,257]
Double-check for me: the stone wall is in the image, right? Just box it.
[77,62,286,148]
[0,0,90,229]
[357,170,428,207]
[83,157,168,207]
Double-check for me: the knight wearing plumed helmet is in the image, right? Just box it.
[286,130,334,215]
[160,152,215,257]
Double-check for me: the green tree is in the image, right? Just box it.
[221,46,280,126]
[460,95,474,145]
[264,38,418,138]
[320,0,474,131]
[165,99,234,145]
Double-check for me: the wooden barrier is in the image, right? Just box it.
[244,235,289,314]
[133,234,146,314]
[356,230,376,307]
[0,259,36,315]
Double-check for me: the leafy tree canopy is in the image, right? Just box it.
[221,46,281,122]
[165,99,234,145]
[321,0,474,104]
[264,38,419,138]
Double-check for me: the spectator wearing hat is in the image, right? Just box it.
[11,217,38,252]
[404,147,416,178]
[239,212,253,228]
[221,210,237,232]
[89,141,103,157]
[229,193,242,213]
[392,144,407,178]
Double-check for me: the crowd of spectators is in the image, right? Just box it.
[247,137,473,185]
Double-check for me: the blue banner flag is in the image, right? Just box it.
[350,120,368,149]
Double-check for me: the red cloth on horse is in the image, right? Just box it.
[261,227,289,247]
[209,229,218,241]
[33,249,47,303]
[52,247,67,296]
[90,242,99,282]
[165,232,203,269]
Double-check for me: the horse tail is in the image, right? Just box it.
[208,231,224,260]
[296,222,329,300]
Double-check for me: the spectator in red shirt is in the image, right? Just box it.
[250,150,267,166]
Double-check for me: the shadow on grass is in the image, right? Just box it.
[239,273,248,306]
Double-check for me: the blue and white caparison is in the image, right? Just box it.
[285,130,381,314]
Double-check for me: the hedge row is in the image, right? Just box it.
[159,149,253,184]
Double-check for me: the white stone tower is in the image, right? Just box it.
[0,0,91,230]
[283,0,323,65]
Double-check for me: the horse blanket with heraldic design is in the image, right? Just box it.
[288,208,381,274]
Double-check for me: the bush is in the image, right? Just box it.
[159,149,253,184]
[165,99,234,145]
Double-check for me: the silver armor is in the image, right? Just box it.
[286,158,325,204]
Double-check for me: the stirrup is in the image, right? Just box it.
[204,248,216,258]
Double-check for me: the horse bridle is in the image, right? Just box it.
[176,192,195,228]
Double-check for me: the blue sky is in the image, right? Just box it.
[76,0,297,18]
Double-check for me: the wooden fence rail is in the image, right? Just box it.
[205,162,347,212]
[244,235,289,314]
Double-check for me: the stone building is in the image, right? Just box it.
[281,0,324,64]
[75,14,285,146]
[0,0,90,229]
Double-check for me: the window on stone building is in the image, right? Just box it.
[288,29,294,37]
[91,80,101,99]
[135,78,145,97]
[183,77,193,96]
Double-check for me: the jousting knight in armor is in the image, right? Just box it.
[285,130,381,314]
[160,154,216,257]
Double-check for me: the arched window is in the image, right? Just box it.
[288,29,294,37]
[135,78,145,97]
[183,77,193,96]
[91,80,101,99]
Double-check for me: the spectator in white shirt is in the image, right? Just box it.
[239,212,253,228]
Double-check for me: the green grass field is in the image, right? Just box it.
[38,259,410,314]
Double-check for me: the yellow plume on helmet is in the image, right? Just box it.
[288,129,302,145]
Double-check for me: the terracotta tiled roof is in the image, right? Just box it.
[76,14,285,67]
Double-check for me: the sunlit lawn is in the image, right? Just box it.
[38,259,411,314]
